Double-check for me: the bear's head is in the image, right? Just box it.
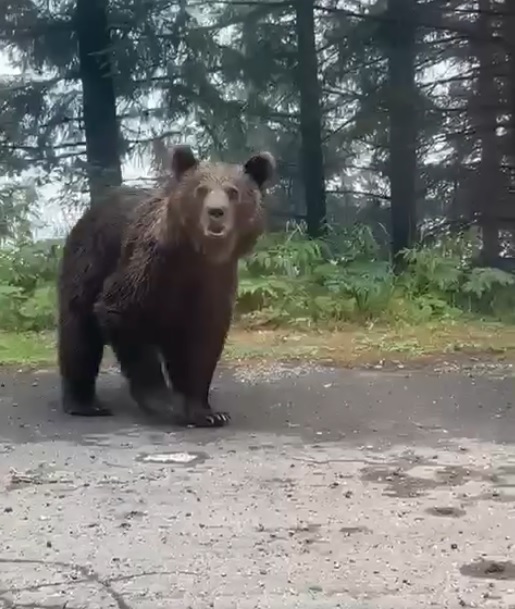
[162,145,276,264]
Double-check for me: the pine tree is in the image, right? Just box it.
[295,0,327,238]
[75,0,122,205]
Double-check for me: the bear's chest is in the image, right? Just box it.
[147,257,238,327]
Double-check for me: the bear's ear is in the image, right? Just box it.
[170,145,198,179]
[243,152,276,189]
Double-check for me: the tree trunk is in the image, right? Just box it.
[476,0,501,263]
[294,0,327,238]
[501,1,515,209]
[504,1,515,252]
[75,0,122,206]
[385,0,418,268]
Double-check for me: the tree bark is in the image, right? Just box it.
[75,0,122,206]
[385,0,418,268]
[500,1,515,251]
[294,0,327,238]
[500,1,515,192]
[475,0,501,263]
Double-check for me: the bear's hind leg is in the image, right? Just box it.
[58,311,110,417]
[110,338,174,416]
[162,328,187,396]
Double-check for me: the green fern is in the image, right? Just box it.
[0,227,514,331]
[462,267,515,298]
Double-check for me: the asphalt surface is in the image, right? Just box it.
[0,357,514,608]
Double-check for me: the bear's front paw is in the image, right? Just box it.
[178,398,231,428]
[188,410,231,428]
[63,397,112,417]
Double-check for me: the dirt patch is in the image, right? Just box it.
[468,491,515,503]
[361,462,495,498]
[425,506,466,518]
[339,526,372,536]
[461,560,515,581]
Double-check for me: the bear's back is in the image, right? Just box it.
[58,186,156,312]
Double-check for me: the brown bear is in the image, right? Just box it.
[57,145,276,427]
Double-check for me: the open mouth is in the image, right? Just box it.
[206,225,227,237]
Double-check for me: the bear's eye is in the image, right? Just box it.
[194,185,209,200]
[224,186,239,202]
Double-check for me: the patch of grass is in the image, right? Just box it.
[2,321,514,370]
[0,331,56,366]
[224,320,515,366]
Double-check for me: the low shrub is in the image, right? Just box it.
[0,226,514,332]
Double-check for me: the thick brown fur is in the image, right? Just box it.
[57,146,276,426]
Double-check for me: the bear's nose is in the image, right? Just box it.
[208,207,226,219]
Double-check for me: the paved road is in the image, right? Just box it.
[0,358,514,608]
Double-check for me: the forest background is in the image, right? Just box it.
[1,0,515,366]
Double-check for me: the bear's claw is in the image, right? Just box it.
[190,411,231,428]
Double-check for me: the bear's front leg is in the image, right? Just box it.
[161,305,232,428]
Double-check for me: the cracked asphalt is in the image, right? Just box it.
[0,358,515,608]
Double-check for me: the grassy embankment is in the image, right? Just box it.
[2,320,515,369]
[2,228,515,369]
